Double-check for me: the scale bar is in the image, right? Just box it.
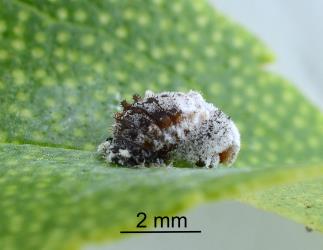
[120,230,201,234]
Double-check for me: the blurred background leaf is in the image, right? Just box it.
[0,0,322,249]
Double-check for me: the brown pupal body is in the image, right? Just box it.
[98,90,240,168]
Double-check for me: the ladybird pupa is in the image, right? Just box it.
[98,90,240,168]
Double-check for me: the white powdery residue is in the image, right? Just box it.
[107,151,116,162]
[163,130,176,144]
[231,120,241,148]
[118,149,131,158]
[97,140,116,162]
[99,90,241,168]
[97,140,110,155]
[144,90,155,98]
[150,90,241,167]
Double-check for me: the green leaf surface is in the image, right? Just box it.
[1,143,323,250]
[0,0,322,249]
[240,178,323,233]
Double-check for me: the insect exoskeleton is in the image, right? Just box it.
[98,90,240,168]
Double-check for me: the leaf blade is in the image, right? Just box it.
[0,0,323,249]
[1,143,323,249]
